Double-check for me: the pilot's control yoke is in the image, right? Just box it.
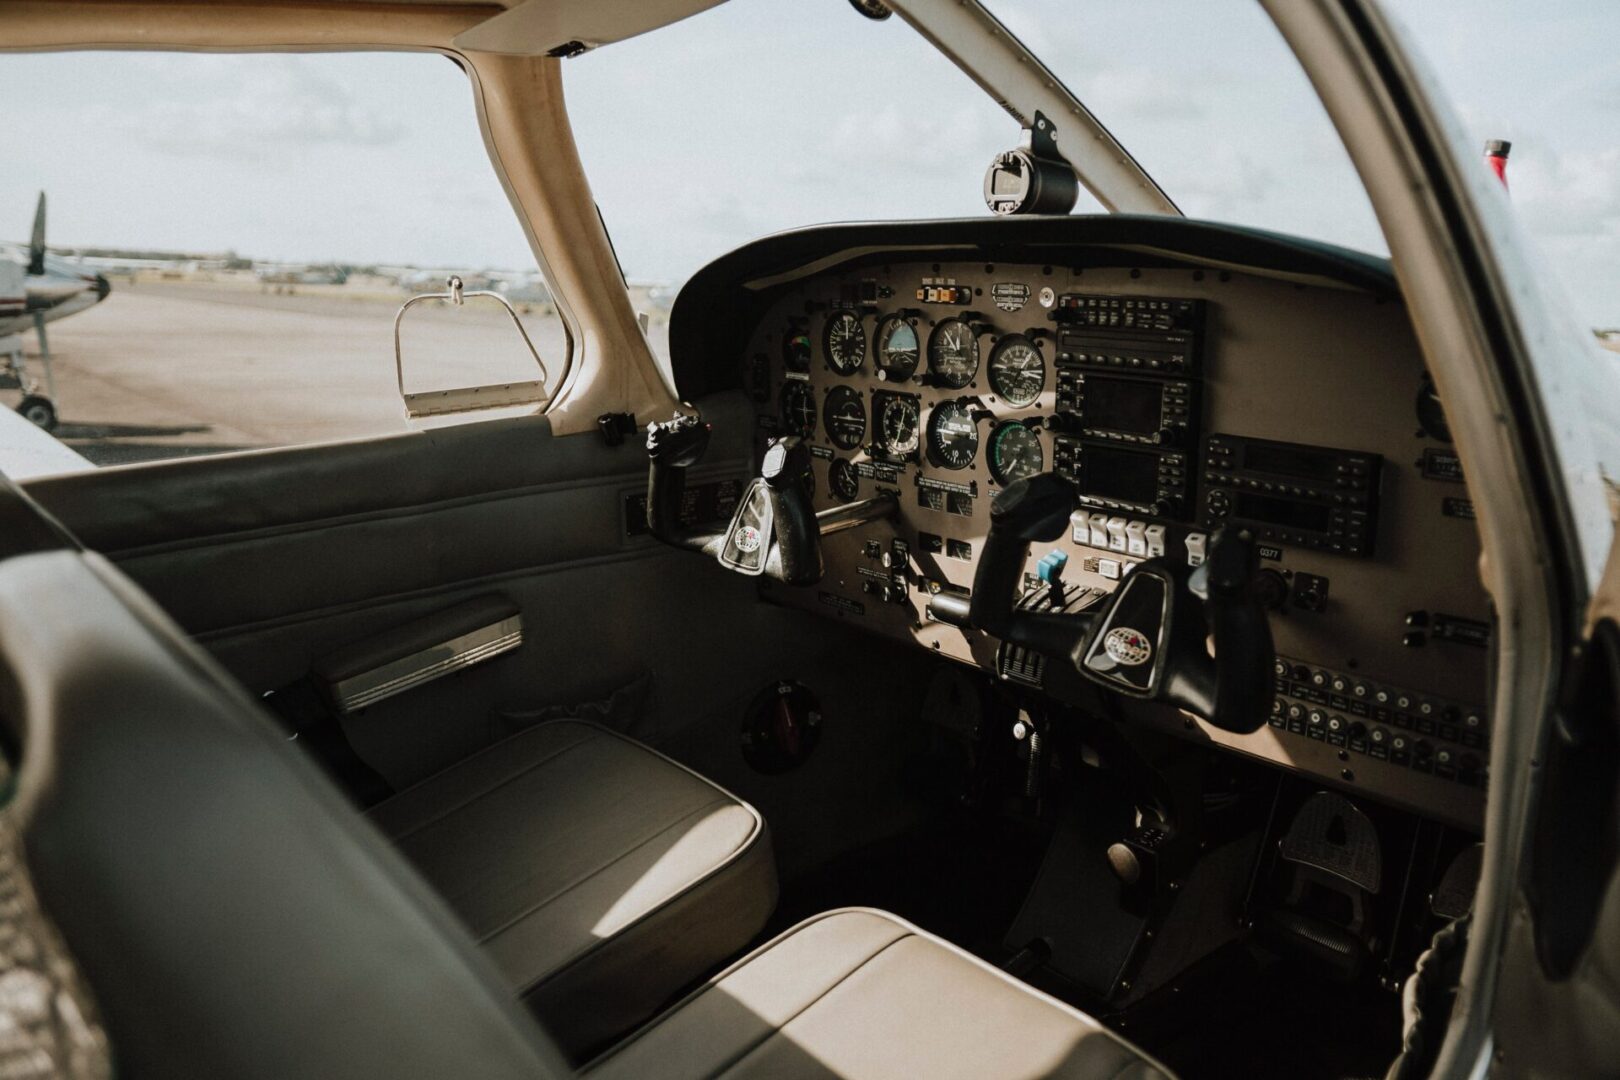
[644,410,896,587]
[931,473,1274,734]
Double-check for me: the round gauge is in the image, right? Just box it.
[783,327,812,373]
[875,315,921,382]
[988,420,1044,485]
[779,381,816,438]
[823,385,866,451]
[927,318,980,389]
[824,310,866,375]
[829,457,860,502]
[988,334,1046,408]
[926,401,980,470]
[877,395,921,458]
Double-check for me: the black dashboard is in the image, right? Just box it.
[669,217,1491,829]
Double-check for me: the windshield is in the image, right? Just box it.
[573,0,1616,342]
[999,0,1619,338]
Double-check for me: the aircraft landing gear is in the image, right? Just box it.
[2,316,62,431]
[15,395,57,431]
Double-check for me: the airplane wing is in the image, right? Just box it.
[0,404,90,479]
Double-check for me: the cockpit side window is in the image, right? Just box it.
[0,51,560,468]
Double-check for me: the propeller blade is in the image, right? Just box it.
[27,191,46,277]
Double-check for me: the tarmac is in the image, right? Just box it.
[5,279,669,467]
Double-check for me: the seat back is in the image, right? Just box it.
[0,537,569,1078]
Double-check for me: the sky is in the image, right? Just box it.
[2,0,1616,326]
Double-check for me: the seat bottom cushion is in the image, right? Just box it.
[368,719,776,1058]
[586,908,1173,1080]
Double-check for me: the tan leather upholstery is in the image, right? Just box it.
[369,719,777,1058]
[586,909,1174,1080]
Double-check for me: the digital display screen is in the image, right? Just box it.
[1242,441,1338,481]
[1082,376,1161,435]
[1234,492,1333,532]
[1080,445,1160,503]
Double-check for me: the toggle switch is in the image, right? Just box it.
[1125,520,1147,557]
[1106,516,1129,553]
[1088,512,1110,548]
[1185,531,1207,567]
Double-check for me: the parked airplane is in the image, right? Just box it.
[0,192,112,429]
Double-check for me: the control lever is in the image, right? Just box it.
[645,411,824,586]
[959,474,1096,659]
[757,438,822,584]
[1077,527,1274,733]
[645,412,721,558]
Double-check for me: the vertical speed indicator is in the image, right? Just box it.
[874,393,921,461]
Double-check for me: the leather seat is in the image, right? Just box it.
[368,719,777,1058]
[586,908,1173,1080]
[0,498,1171,1079]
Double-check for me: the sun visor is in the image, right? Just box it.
[453,0,729,57]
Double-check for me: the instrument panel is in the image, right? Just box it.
[684,224,1491,830]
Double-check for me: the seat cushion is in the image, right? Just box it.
[368,719,777,1058]
[586,909,1174,1080]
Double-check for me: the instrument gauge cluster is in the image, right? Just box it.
[722,236,1491,834]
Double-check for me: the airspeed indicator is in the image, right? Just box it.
[824,310,866,375]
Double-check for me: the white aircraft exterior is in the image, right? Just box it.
[0,397,88,477]
[1,193,112,429]
[0,193,110,339]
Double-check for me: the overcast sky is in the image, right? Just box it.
[3,0,1616,326]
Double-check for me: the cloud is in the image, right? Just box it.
[1512,145,1620,239]
[89,56,405,160]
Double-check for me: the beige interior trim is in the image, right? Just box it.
[459,53,680,433]
[885,0,1178,216]
[452,0,727,57]
[0,2,499,49]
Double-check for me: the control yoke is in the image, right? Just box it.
[952,473,1274,733]
[644,410,896,587]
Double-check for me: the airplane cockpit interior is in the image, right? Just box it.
[3,2,1613,1079]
